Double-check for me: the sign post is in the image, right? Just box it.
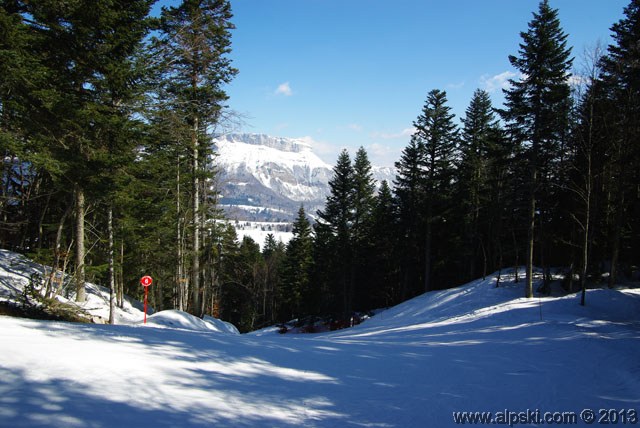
[140,275,153,324]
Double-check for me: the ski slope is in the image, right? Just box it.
[1,251,639,427]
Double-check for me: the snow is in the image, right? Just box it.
[214,133,332,173]
[214,133,332,201]
[232,220,294,248]
[1,251,640,427]
[145,310,239,334]
[213,219,294,248]
[0,249,143,324]
[213,133,396,223]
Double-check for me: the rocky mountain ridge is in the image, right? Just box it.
[212,133,394,222]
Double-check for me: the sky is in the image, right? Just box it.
[158,1,629,167]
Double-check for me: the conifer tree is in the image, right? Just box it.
[368,180,400,307]
[413,89,459,292]
[457,89,501,281]
[316,150,355,313]
[262,234,286,323]
[281,206,314,319]
[501,0,573,297]
[154,0,237,315]
[597,0,640,288]
[8,0,156,302]
[351,147,376,309]
[352,147,376,243]
[0,4,43,249]
[394,136,424,299]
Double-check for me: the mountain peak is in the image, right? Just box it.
[215,133,314,154]
[212,133,395,222]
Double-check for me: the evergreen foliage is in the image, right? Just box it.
[281,206,314,320]
[315,149,356,314]
[500,0,573,297]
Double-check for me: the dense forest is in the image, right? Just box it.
[1,0,639,332]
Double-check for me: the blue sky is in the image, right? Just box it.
[159,1,628,166]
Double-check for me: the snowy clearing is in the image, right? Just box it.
[1,250,639,427]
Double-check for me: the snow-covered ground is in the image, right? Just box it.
[232,220,294,248]
[0,249,143,324]
[1,249,639,427]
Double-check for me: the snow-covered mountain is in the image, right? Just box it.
[212,133,394,222]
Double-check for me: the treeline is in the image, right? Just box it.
[2,1,640,332]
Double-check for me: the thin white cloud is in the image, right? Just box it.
[371,127,416,140]
[275,82,293,96]
[347,123,363,132]
[367,143,402,168]
[480,71,520,93]
[297,136,336,161]
[447,81,465,90]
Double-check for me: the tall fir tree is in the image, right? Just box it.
[501,0,573,297]
[262,233,286,324]
[316,149,355,314]
[351,146,376,310]
[8,0,156,302]
[0,3,45,249]
[597,0,640,288]
[457,89,501,281]
[412,89,459,292]
[394,136,424,299]
[368,180,400,307]
[281,206,314,320]
[154,0,237,316]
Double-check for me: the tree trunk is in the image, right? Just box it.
[580,150,592,306]
[46,204,71,298]
[75,186,86,302]
[424,196,433,293]
[176,154,184,311]
[424,219,432,293]
[192,116,201,316]
[525,167,536,298]
[108,205,115,324]
[118,239,124,308]
[37,189,51,250]
[609,218,621,289]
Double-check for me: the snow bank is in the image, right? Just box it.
[144,309,239,334]
[0,249,239,332]
[0,249,145,324]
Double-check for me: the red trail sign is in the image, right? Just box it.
[140,276,153,323]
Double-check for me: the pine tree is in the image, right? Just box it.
[154,0,237,315]
[0,4,49,249]
[597,0,640,288]
[351,147,376,310]
[368,180,400,307]
[262,233,286,324]
[281,206,314,319]
[8,0,156,302]
[501,0,573,297]
[457,89,501,281]
[316,149,355,314]
[394,136,424,299]
[0,2,50,250]
[413,89,459,292]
